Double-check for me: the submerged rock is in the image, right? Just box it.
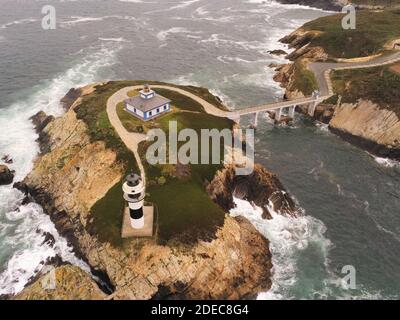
[0,164,14,185]
[268,49,288,56]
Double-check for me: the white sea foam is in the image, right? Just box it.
[0,44,120,296]
[373,155,400,168]
[99,37,129,42]
[60,16,106,26]
[60,15,147,29]
[145,0,201,14]
[0,18,37,30]
[0,202,90,296]
[230,197,331,300]
[156,27,201,41]
[168,73,200,87]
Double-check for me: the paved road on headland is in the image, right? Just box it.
[310,51,400,96]
[107,52,400,178]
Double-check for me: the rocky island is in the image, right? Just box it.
[13,81,297,300]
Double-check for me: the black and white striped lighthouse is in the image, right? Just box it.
[123,172,145,229]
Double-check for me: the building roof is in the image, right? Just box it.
[125,93,171,113]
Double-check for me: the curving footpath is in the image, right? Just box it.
[310,51,400,96]
[107,52,400,179]
[106,85,231,181]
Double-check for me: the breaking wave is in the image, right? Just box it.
[0,44,120,296]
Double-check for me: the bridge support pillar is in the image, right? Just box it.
[308,101,317,117]
[253,112,259,128]
[275,108,282,122]
[288,106,295,119]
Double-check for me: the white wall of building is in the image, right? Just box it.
[127,103,144,117]
[146,103,170,118]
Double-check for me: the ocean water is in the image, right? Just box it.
[0,0,399,299]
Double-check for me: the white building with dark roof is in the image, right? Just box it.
[124,84,171,121]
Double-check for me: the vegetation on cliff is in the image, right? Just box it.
[331,62,400,116]
[75,81,232,246]
[120,87,233,244]
[291,61,319,96]
[300,9,400,58]
[19,81,286,299]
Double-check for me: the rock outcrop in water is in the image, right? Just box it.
[13,83,299,299]
[207,164,297,219]
[276,0,343,11]
[0,165,14,185]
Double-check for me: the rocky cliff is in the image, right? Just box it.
[13,83,300,300]
[329,100,400,159]
[272,24,400,160]
[207,164,296,219]
[14,265,107,300]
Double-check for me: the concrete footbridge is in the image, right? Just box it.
[228,92,331,125]
[229,51,400,126]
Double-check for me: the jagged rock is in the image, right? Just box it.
[1,154,13,164]
[0,164,14,185]
[14,265,107,300]
[30,111,55,133]
[24,108,124,225]
[268,49,287,56]
[329,100,400,160]
[60,83,103,111]
[206,164,297,219]
[16,84,281,300]
[61,88,82,110]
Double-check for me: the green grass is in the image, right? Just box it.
[143,111,233,244]
[331,63,400,116]
[322,94,339,105]
[147,179,226,244]
[127,92,234,244]
[88,179,125,247]
[301,9,400,58]
[116,102,148,133]
[152,88,206,112]
[290,61,319,95]
[76,80,231,246]
[74,81,140,170]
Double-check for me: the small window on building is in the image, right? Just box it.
[164,105,167,110]
[156,108,160,113]
[134,108,136,113]
[149,111,152,116]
